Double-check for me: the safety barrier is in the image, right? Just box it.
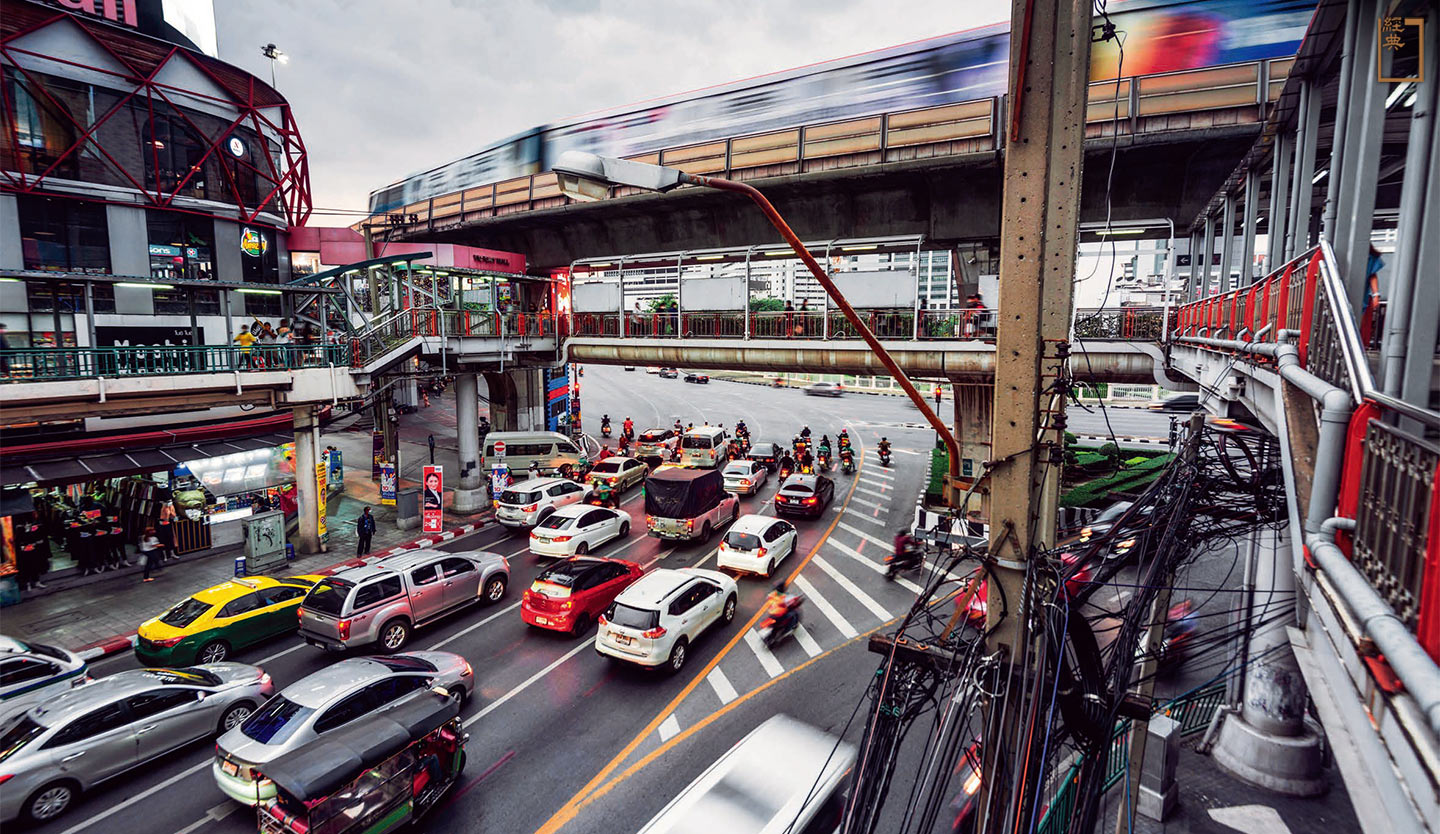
[1074,307,1170,341]
[0,344,349,382]
[1174,243,1440,661]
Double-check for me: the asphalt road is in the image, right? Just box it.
[27,368,1208,834]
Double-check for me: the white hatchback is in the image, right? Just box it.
[595,568,738,674]
[529,505,631,558]
[721,459,768,495]
[716,515,798,577]
[496,478,590,528]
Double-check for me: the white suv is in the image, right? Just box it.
[595,568,738,673]
[717,515,798,577]
[496,477,590,528]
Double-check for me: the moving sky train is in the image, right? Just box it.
[368,0,1314,215]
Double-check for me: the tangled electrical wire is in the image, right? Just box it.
[837,419,1288,834]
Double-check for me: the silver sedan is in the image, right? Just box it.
[0,664,273,825]
[213,651,472,805]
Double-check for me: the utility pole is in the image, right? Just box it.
[976,0,1092,830]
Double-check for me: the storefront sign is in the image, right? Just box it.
[372,431,385,478]
[95,326,203,347]
[240,226,270,258]
[379,464,397,506]
[315,463,328,544]
[422,466,443,533]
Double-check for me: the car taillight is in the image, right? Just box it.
[296,607,305,622]
[0,774,14,786]
[552,535,572,543]
[463,662,473,677]
[757,547,767,558]
[523,590,537,604]
[685,519,694,530]
[803,497,818,505]
[523,503,539,512]
[598,614,609,625]
[1079,527,1094,540]
[338,619,351,640]
[641,626,666,639]
[150,635,184,648]
[776,495,788,502]
[560,601,573,610]
[258,672,272,686]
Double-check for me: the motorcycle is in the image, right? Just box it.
[758,598,804,648]
[879,448,893,467]
[817,451,831,471]
[840,454,855,475]
[601,423,612,438]
[1157,599,1198,670]
[884,543,924,580]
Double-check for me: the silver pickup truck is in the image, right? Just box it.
[298,549,508,653]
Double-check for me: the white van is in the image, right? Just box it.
[483,431,587,477]
[679,426,728,468]
[636,715,856,834]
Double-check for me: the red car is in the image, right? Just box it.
[521,556,645,635]
[964,552,1092,624]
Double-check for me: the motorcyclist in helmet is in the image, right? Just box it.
[878,437,892,457]
[622,416,634,438]
[601,414,612,436]
[764,581,802,633]
[800,426,811,439]
[799,448,815,474]
[838,429,851,451]
[818,435,832,457]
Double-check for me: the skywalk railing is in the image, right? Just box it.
[0,344,350,383]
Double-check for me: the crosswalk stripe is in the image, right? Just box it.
[856,487,891,501]
[811,555,892,620]
[850,497,885,511]
[792,624,822,657]
[659,714,680,741]
[706,667,738,705]
[863,468,894,480]
[826,539,924,594]
[744,630,786,678]
[837,521,894,550]
[859,476,892,490]
[792,575,859,639]
[847,512,888,528]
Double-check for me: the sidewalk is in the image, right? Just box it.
[4,396,494,652]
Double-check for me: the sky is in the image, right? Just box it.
[213,0,1008,221]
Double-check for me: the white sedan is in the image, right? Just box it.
[530,504,631,558]
[721,459,769,495]
[717,515,799,577]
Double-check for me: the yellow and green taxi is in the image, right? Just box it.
[136,575,323,666]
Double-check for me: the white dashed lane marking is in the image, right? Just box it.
[706,667,738,704]
[856,487,891,501]
[659,714,680,741]
[792,575,859,639]
[850,497,886,511]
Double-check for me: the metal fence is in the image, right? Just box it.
[0,344,350,383]
[1074,307,1169,341]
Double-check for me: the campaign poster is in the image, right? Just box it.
[371,431,384,478]
[379,464,397,507]
[489,464,510,508]
[327,449,344,486]
[422,466,443,533]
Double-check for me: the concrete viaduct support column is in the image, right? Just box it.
[1212,522,1325,795]
[482,368,547,433]
[452,372,486,512]
[952,383,993,518]
[292,406,322,554]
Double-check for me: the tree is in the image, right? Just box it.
[646,294,676,313]
[749,297,787,312]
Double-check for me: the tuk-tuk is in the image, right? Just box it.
[256,689,466,834]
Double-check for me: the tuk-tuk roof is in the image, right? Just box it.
[262,690,459,802]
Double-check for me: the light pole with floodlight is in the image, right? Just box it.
[260,43,288,88]
[552,150,962,490]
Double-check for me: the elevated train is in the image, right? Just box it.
[369,0,1313,215]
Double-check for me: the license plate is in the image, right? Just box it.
[613,633,633,646]
[535,536,550,543]
[221,759,239,777]
[536,616,550,625]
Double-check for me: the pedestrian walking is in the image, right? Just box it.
[233,325,256,368]
[356,507,376,556]
[139,527,161,582]
[157,499,177,562]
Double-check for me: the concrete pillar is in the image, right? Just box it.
[292,407,323,554]
[451,372,486,512]
[1213,523,1325,795]
[953,383,993,518]
[1240,169,1259,286]
[482,369,547,433]
[1219,192,1236,294]
[483,371,518,432]
[1137,715,1180,821]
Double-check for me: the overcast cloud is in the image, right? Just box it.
[213,0,1009,219]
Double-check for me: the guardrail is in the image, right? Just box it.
[1074,307,1172,341]
[375,57,1293,237]
[1174,243,1440,664]
[568,308,1003,341]
[0,344,351,383]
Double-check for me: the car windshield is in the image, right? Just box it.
[536,514,575,530]
[755,444,781,455]
[22,641,70,662]
[783,484,814,495]
[681,436,714,449]
[368,656,437,673]
[501,489,540,505]
[639,431,670,442]
[538,561,592,586]
[160,597,214,627]
[304,578,353,617]
[1094,503,1135,524]
[723,463,752,475]
[724,531,763,550]
[0,715,46,763]
[240,696,315,745]
[606,602,658,630]
[591,462,622,474]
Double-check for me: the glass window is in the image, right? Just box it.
[260,586,306,606]
[151,286,189,316]
[218,128,262,209]
[17,195,110,273]
[147,210,215,282]
[304,578,353,616]
[47,703,129,747]
[352,576,402,609]
[145,103,209,200]
[0,716,46,763]
[241,696,315,744]
[0,658,59,686]
[439,558,475,578]
[314,689,376,734]
[3,67,79,179]
[724,531,762,551]
[160,598,213,628]
[239,225,279,284]
[369,675,427,706]
[126,689,198,719]
[411,565,441,586]
[604,602,658,630]
[218,592,263,619]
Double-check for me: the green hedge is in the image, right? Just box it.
[1060,453,1174,507]
[926,447,948,503]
